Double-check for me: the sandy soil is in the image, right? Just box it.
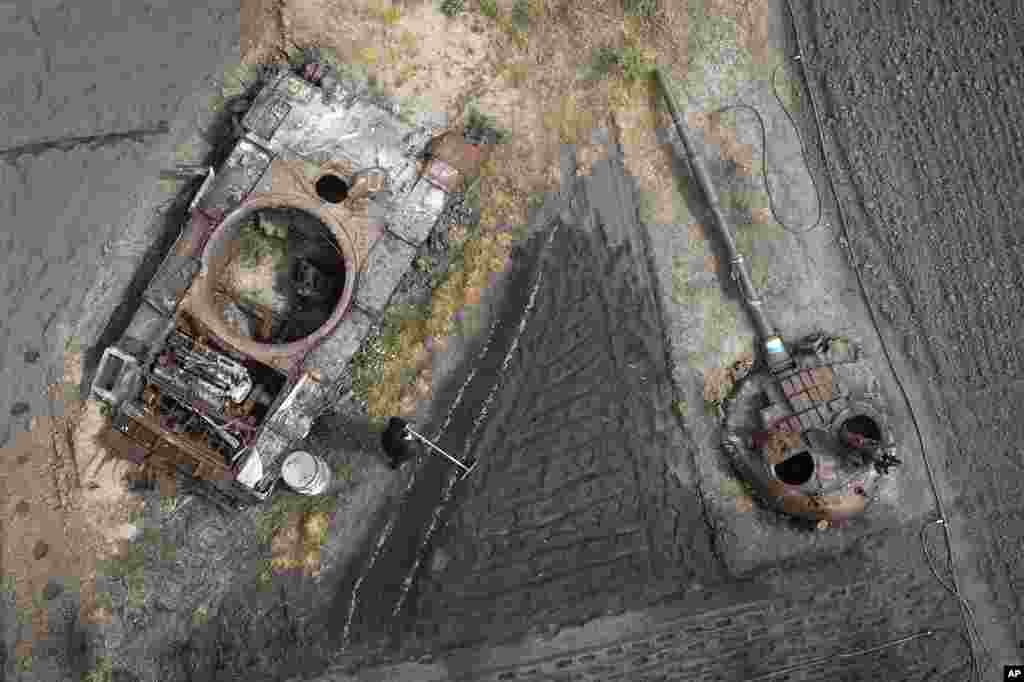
[790,0,1024,669]
[1,350,144,667]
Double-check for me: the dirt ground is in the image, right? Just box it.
[789,0,1024,670]
[5,0,1021,679]
[0,348,150,673]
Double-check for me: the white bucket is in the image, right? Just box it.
[281,451,331,496]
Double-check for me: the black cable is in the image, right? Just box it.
[781,1,989,679]
[714,60,826,236]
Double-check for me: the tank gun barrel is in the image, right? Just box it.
[655,69,793,374]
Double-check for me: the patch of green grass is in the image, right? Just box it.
[638,190,657,224]
[95,525,175,611]
[619,45,656,83]
[510,0,530,32]
[455,304,484,337]
[84,656,113,682]
[333,462,354,483]
[478,0,498,18]
[463,176,483,213]
[671,399,687,419]
[16,655,33,673]
[238,220,287,268]
[704,398,722,417]
[1,574,15,600]
[586,45,656,84]
[670,256,696,305]
[587,46,620,82]
[192,605,210,628]
[31,589,46,614]
[256,564,273,592]
[680,1,745,100]
[97,530,152,580]
[254,483,341,548]
[397,95,428,125]
[219,62,261,100]
[701,291,741,356]
[379,6,402,25]
[94,591,114,611]
[413,255,433,273]
[125,573,145,610]
[720,478,754,497]
[441,0,465,18]
[774,60,806,112]
[672,175,692,224]
[510,223,531,243]
[623,0,658,17]
[733,221,785,292]
[366,74,387,99]
[351,331,396,404]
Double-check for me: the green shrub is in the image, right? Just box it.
[84,657,113,682]
[441,0,465,17]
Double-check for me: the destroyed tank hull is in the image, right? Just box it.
[90,58,486,505]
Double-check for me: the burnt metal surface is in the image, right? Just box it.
[721,334,897,521]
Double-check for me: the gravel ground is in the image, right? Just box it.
[790,0,1024,671]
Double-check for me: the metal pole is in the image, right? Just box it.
[405,427,474,474]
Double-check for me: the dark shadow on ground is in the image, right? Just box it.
[312,226,554,659]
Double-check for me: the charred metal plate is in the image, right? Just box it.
[243,95,292,141]
[196,139,272,214]
[146,254,201,314]
[252,425,291,471]
[264,374,326,442]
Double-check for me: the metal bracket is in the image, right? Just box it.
[188,167,217,213]
[404,426,478,477]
